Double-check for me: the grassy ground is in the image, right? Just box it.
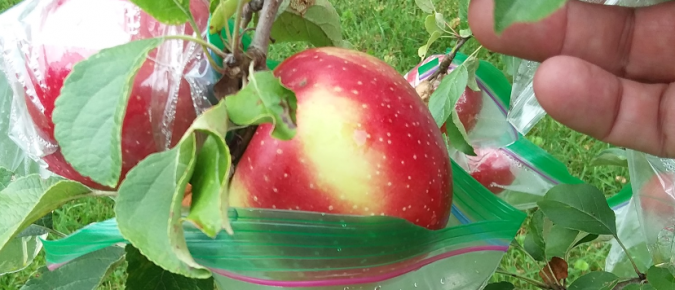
[0,0,629,289]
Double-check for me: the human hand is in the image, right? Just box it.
[468,0,675,158]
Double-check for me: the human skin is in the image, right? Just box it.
[468,0,675,158]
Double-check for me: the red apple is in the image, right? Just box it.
[466,148,515,194]
[17,0,210,190]
[229,47,453,230]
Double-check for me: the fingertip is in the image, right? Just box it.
[533,55,621,139]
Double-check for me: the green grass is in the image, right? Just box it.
[0,0,630,289]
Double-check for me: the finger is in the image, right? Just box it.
[533,55,675,158]
[468,0,675,83]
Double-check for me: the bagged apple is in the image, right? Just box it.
[449,135,589,210]
[0,0,216,190]
[40,159,526,289]
[404,51,519,149]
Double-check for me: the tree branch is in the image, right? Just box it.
[241,0,264,29]
[248,0,283,70]
[428,36,471,82]
[614,277,645,290]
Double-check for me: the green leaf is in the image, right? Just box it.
[186,135,232,237]
[573,233,599,248]
[268,0,345,47]
[52,38,165,188]
[0,167,12,190]
[647,265,675,290]
[568,271,620,290]
[435,12,447,31]
[0,176,90,254]
[20,246,124,290]
[591,148,628,167]
[446,105,475,156]
[544,225,579,259]
[125,244,214,290]
[415,0,435,13]
[458,0,470,22]
[459,28,473,38]
[484,281,515,290]
[493,0,567,34]
[537,183,617,236]
[523,210,546,261]
[210,0,243,34]
[114,134,210,279]
[225,69,298,140]
[425,14,441,35]
[0,232,47,275]
[624,284,655,290]
[128,0,191,25]
[418,30,442,59]
[429,64,468,128]
[464,56,480,91]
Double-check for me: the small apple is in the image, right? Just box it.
[229,47,453,230]
[17,0,210,190]
[465,148,515,194]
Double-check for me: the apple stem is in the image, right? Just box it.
[428,35,471,82]
[230,0,247,62]
[248,0,284,70]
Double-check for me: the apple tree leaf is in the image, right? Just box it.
[568,271,620,290]
[539,257,568,286]
[0,175,90,255]
[425,14,441,35]
[114,134,210,279]
[0,230,47,275]
[464,56,480,91]
[0,167,12,190]
[523,210,546,261]
[225,69,298,140]
[418,30,442,60]
[544,225,579,259]
[129,0,191,25]
[181,101,233,237]
[537,183,617,236]
[125,244,214,290]
[268,0,345,47]
[591,147,628,167]
[209,0,240,34]
[623,285,655,290]
[493,0,567,34]
[647,265,675,290]
[20,246,124,290]
[53,38,165,188]
[484,282,515,290]
[458,0,470,23]
[415,0,435,13]
[429,64,475,155]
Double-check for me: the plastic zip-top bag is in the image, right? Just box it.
[0,0,218,191]
[404,51,519,149]
[406,52,588,210]
[41,160,526,290]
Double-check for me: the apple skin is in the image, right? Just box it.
[465,148,515,194]
[229,47,454,230]
[18,0,210,190]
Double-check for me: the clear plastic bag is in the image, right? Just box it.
[0,0,217,190]
[449,135,587,210]
[404,52,519,149]
[41,160,527,289]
